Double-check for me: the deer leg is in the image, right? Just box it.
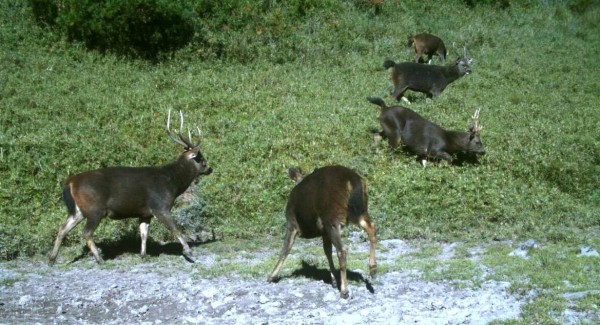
[328,223,349,299]
[391,86,408,103]
[431,151,452,166]
[359,215,377,277]
[82,215,104,264]
[153,211,193,260]
[48,208,85,266]
[139,217,151,258]
[414,52,422,63]
[268,224,299,282]
[322,235,337,288]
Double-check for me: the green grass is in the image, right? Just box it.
[0,0,599,321]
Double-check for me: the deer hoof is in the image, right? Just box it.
[369,265,378,277]
[182,251,198,263]
[340,290,349,299]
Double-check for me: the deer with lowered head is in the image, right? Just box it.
[368,96,485,167]
[267,165,377,299]
[407,33,447,64]
[48,111,212,266]
[384,51,472,104]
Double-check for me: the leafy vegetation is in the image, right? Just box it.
[2,0,598,257]
[1,4,599,321]
[29,0,195,59]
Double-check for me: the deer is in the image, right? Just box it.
[48,111,212,266]
[267,165,377,299]
[383,54,472,104]
[367,96,485,167]
[407,33,447,64]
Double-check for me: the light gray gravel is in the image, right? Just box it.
[0,238,529,324]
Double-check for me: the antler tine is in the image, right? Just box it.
[451,41,460,58]
[470,108,482,133]
[166,110,193,149]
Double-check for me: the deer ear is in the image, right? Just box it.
[183,150,197,160]
[288,167,304,182]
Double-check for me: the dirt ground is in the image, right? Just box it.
[0,236,537,325]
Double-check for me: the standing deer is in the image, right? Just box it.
[48,111,212,266]
[267,165,377,299]
[368,96,485,167]
[407,33,447,64]
[384,55,472,104]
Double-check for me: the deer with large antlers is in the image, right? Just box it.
[368,97,484,167]
[48,111,212,266]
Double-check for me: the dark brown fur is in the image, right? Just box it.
[407,33,447,63]
[48,113,212,266]
[384,57,471,102]
[368,97,485,166]
[267,165,377,298]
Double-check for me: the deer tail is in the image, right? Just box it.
[348,179,368,220]
[383,60,396,70]
[62,184,76,215]
[367,96,387,111]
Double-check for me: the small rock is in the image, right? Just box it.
[509,239,538,258]
[131,305,149,316]
[323,291,337,302]
[17,295,31,306]
[202,287,218,299]
[578,246,599,257]
[258,294,269,304]
[138,305,149,314]
[521,239,538,250]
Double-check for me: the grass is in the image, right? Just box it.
[0,0,599,322]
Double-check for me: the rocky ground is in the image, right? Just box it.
[4,235,596,325]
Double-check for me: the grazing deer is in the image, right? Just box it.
[267,165,377,299]
[407,33,447,64]
[383,55,472,104]
[367,96,484,166]
[48,111,212,266]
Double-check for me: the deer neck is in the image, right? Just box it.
[446,131,471,151]
[443,65,463,82]
[162,160,198,195]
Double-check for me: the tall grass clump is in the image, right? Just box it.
[1,0,598,260]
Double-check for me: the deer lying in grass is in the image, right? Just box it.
[48,111,212,266]
[368,96,485,167]
[267,165,377,299]
[384,54,472,104]
[407,33,447,64]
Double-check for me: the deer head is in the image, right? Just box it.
[166,110,212,175]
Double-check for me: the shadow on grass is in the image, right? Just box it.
[273,260,375,294]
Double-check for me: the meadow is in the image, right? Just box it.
[1,0,599,323]
[1,0,598,258]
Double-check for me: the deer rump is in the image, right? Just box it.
[287,167,367,238]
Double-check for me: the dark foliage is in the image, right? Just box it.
[29,0,194,60]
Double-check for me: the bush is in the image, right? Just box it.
[28,0,58,26]
[29,0,194,59]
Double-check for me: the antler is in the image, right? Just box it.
[469,108,483,134]
[166,110,201,149]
